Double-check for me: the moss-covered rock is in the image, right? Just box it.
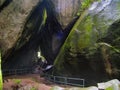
[54,0,120,86]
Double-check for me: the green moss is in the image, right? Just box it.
[43,8,47,25]
[54,0,120,77]
[13,79,21,85]
[81,0,100,11]
[78,16,93,49]
[30,87,37,90]
[105,86,113,90]
[81,0,94,10]
[117,2,120,11]
[0,51,2,90]
[54,10,92,69]
[38,8,47,32]
[54,11,92,73]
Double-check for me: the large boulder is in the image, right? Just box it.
[49,0,81,29]
[98,79,120,90]
[54,0,120,86]
[2,0,63,69]
[0,0,40,57]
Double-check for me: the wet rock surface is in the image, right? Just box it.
[54,0,120,86]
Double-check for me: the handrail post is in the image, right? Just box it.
[83,79,85,87]
[15,69,16,75]
[48,75,50,81]
[65,77,67,85]
[54,76,55,83]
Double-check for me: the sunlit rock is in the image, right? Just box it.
[49,0,81,29]
[98,79,120,90]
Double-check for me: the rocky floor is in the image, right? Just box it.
[3,74,53,90]
[3,74,120,90]
[3,74,72,90]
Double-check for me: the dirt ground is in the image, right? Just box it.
[3,74,56,90]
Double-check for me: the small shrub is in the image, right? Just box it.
[105,86,113,90]
[13,79,21,85]
[30,87,37,90]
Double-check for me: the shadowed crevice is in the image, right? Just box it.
[0,0,12,12]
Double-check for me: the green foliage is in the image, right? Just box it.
[37,8,47,33]
[76,12,80,16]
[54,0,120,77]
[0,51,3,90]
[81,0,100,11]
[78,16,93,49]
[76,0,98,16]
[81,0,93,10]
[13,79,21,85]
[30,87,37,90]
[43,8,47,25]
[105,86,113,90]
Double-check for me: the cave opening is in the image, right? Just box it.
[1,0,120,88]
[2,0,78,71]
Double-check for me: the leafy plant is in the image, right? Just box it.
[81,0,94,10]
[105,86,113,90]
[13,79,21,85]
[30,87,37,90]
[81,0,100,10]
[76,0,100,17]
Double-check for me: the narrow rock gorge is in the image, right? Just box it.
[0,0,120,87]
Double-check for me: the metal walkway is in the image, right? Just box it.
[2,68,85,87]
[45,74,85,87]
[2,68,32,76]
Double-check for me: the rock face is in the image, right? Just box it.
[2,0,64,69]
[0,0,80,60]
[49,0,81,29]
[0,0,40,57]
[54,0,120,86]
[2,0,81,69]
[0,0,5,6]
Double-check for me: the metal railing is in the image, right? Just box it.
[45,74,85,87]
[2,68,85,87]
[2,68,32,76]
